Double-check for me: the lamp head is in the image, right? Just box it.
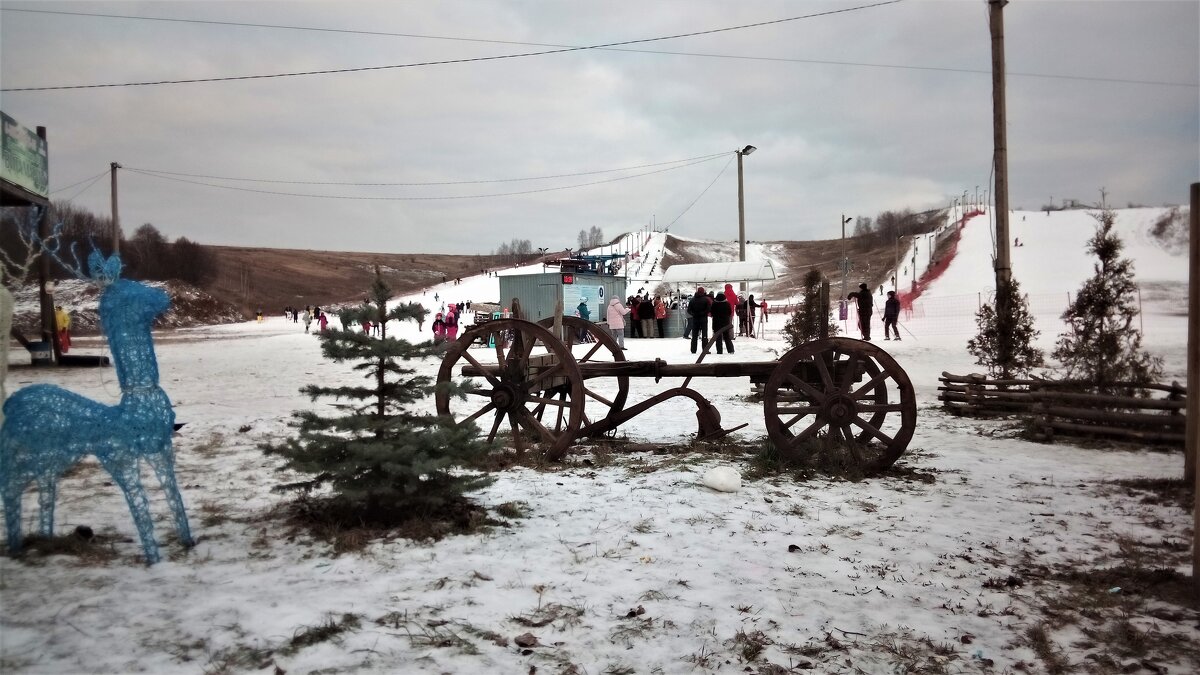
[741,145,756,155]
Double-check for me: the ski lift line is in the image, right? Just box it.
[665,155,735,232]
[2,1,907,92]
[124,154,726,200]
[123,152,731,186]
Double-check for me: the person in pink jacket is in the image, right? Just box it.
[606,296,630,349]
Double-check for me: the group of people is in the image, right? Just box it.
[845,283,903,341]
[280,305,328,333]
[431,302,463,344]
[680,284,764,355]
[597,284,768,355]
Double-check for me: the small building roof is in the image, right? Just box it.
[660,260,777,285]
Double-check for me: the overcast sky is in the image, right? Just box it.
[2,1,1196,254]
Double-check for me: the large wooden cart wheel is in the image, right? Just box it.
[763,337,916,473]
[436,319,584,460]
[536,316,629,437]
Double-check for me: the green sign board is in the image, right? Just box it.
[1,111,49,199]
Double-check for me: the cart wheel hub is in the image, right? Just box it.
[824,395,856,424]
[491,385,521,411]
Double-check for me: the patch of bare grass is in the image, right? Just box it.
[15,531,122,566]
[281,613,361,655]
[274,492,502,554]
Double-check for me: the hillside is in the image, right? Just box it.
[204,246,506,316]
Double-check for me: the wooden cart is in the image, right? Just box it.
[435,315,917,473]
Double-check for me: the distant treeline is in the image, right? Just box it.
[0,202,217,286]
[850,208,947,250]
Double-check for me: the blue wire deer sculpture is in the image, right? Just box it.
[1,251,193,564]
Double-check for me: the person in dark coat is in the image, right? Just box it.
[710,292,735,354]
[687,287,711,354]
[629,296,643,338]
[747,295,760,337]
[637,294,656,338]
[736,295,748,336]
[883,290,901,341]
[846,282,874,340]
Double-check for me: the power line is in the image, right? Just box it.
[4,2,1194,89]
[125,153,728,200]
[1,1,906,91]
[48,168,110,194]
[124,152,730,186]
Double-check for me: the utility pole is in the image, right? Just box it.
[736,145,756,291]
[988,0,1012,287]
[1099,186,1108,209]
[1187,182,1198,595]
[110,161,122,254]
[839,214,852,320]
[36,127,56,359]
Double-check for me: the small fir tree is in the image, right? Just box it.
[1052,210,1162,390]
[783,270,838,349]
[265,270,493,523]
[966,275,1044,378]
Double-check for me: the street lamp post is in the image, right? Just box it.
[736,144,756,291]
[839,214,853,323]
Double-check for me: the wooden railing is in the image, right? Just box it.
[939,372,1186,445]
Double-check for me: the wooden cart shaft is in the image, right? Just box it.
[462,358,852,384]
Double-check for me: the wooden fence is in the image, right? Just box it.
[939,372,1187,445]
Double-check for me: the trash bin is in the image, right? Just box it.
[29,341,53,365]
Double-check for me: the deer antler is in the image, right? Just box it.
[87,250,123,286]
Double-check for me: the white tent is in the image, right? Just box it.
[660,260,776,285]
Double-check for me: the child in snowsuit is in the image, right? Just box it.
[432,313,447,344]
[302,309,312,333]
[54,305,71,354]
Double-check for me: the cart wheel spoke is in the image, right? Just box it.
[851,369,890,399]
[461,402,497,427]
[842,426,865,463]
[528,363,566,391]
[786,373,824,401]
[509,412,524,454]
[526,395,571,409]
[583,386,615,408]
[788,417,827,449]
[460,351,501,388]
[813,356,834,389]
[782,408,816,431]
[486,410,505,443]
[579,341,604,363]
[852,415,894,445]
[517,408,559,445]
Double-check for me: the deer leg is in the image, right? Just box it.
[104,456,161,564]
[36,475,58,537]
[145,448,193,548]
[2,482,24,555]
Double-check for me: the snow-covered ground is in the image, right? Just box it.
[0,207,1195,673]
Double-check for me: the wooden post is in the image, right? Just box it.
[35,126,58,362]
[819,280,830,340]
[1186,182,1198,594]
